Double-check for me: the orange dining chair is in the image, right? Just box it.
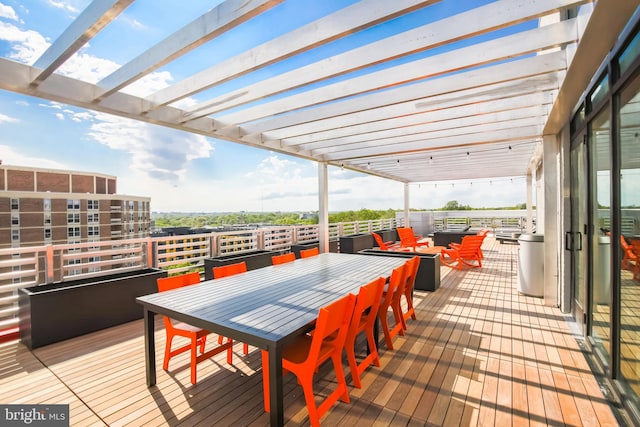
[299,247,320,258]
[212,261,248,279]
[372,232,403,251]
[396,227,430,252]
[261,293,356,427]
[401,256,421,327]
[212,261,250,355]
[157,272,233,384]
[378,263,408,350]
[272,252,296,265]
[344,276,385,388]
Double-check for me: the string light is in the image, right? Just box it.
[466,151,470,160]
[429,156,433,164]
[366,162,371,170]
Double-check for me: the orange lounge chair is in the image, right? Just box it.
[441,235,485,270]
[397,227,430,252]
[261,293,356,427]
[449,229,488,258]
[372,232,404,251]
[621,236,640,280]
[157,272,233,384]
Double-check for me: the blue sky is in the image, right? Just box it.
[0,0,527,212]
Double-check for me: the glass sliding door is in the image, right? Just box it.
[589,105,612,365]
[570,132,587,333]
[618,71,640,407]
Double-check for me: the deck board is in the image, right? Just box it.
[0,237,622,426]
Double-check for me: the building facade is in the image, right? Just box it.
[0,165,151,249]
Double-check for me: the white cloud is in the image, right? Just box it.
[86,112,213,181]
[0,3,19,21]
[0,113,18,124]
[54,112,64,120]
[0,144,67,169]
[0,21,48,64]
[47,0,79,14]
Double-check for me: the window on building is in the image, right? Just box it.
[88,226,99,237]
[67,199,80,210]
[10,198,18,210]
[87,212,99,223]
[67,227,80,238]
[88,200,99,210]
[11,215,19,226]
[44,228,52,240]
[44,213,51,225]
[67,213,80,223]
[43,198,51,210]
[11,229,19,241]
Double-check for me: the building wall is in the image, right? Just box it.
[0,165,150,249]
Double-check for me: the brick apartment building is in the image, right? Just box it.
[0,165,151,249]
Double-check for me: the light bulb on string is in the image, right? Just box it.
[466,151,470,160]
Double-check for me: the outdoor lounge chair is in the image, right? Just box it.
[621,236,640,280]
[372,232,404,251]
[440,235,485,270]
[396,227,430,252]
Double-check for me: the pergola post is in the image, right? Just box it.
[318,161,329,253]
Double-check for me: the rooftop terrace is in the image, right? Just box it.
[0,237,622,426]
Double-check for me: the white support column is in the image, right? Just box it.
[404,183,410,227]
[543,134,560,307]
[318,162,329,253]
[526,172,533,232]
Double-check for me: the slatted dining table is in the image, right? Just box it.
[136,252,407,426]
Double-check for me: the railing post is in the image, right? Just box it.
[145,237,154,268]
[45,244,54,284]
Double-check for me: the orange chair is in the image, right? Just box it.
[621,236,640,280]
[212,261,250,354]
[157,272,233,384]
[272,252,296,265]
[401,256,421,326]
[344,276,385,388]
[261,293,356,427]
[441,235,484,269]
[372,232,403,251]
[299,247,320,258]
[378,263,407,350]
[212,261,247,278]
[397,227,430,252]
[450,229,488,258]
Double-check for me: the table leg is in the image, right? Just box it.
[143,308,156,387]
[268,345,284,426]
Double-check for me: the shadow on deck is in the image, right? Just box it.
[0,237,620,426]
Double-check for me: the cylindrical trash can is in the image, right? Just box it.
[517,234,544,297]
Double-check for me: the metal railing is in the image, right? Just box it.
[0,218,403,333]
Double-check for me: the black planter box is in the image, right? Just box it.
[290,240,339,258]
[358,249,441,291]
[204,250,279,280]
[433,231,477,247]
[19,268,166,349]
[339,234,374,254]
[374,229,398,247]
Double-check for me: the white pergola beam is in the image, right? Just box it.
[238,49,567,137]
[185,0,587,118]
[151,0,440,109]
[211,18,579,125]
[31,0,134,85]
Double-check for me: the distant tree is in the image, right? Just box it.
[441,200,471,210]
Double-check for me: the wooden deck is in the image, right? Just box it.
[0,238,622,426]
